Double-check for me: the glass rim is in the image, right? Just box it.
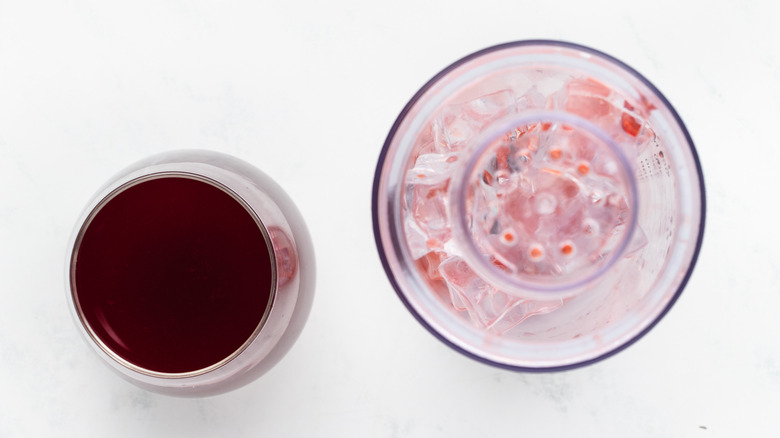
[450,110,639,296]
[69,171,278,379]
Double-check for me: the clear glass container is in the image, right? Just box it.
[66,150,315,395]
[372,41,705,370]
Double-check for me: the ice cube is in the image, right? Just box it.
[409,179,452,243]
[433,89,518,152]
[404,214,432,260]
[517,86,546,112]
[405,152,461,186]
[438,256,561,330]
[488,297,564,334]
[439,256,495,327]
[476,289,520,327]
[565,77,612,118]
[439,257,484,302]
[464,89,518,118]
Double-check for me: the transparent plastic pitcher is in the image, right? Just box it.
[372,41,705,370]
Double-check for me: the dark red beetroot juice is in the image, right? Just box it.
[73,175,274,375]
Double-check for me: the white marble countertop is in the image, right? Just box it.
[1,0,777,436]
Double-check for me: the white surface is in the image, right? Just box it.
[0,0,777,436]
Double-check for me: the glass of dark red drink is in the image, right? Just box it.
[67,150,315,396]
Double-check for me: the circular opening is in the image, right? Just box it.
[451,111,637,296]
[70,172,277,378]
